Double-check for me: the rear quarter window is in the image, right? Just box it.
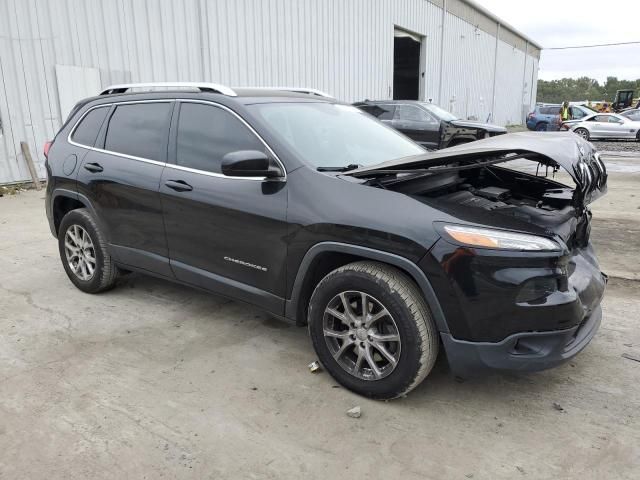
[71,106,110,146]
[104,102,173,161]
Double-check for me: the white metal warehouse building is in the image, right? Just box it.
[0,0,541,185]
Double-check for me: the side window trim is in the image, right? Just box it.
[166,99,287,181]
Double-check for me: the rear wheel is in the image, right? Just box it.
[58,208,119,293]
[575,128,590,140]
[308,261,439,399]
[535,122,548,131]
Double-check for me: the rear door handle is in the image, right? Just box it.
[84,162,103,173]
[165,180,193,192]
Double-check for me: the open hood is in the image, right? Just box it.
[347,132,607,206]
[449,119,507,133]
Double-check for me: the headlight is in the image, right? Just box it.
[443,225,560,251]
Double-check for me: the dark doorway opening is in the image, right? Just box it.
[393,33,421,100]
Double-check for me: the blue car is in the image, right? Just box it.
[527,104,597,131]
[526,104,561,131]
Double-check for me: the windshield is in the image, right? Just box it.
[419,103,458,121]
[248,103,425,168]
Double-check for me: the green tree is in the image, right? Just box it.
[537,77,640,103]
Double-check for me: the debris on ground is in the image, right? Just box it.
[0,185,28,197]
[622,352,640,363]
[308,361,322,373]
[346,406,361,418]
[552,402,564,412]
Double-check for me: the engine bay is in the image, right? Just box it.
[373,164,587,245]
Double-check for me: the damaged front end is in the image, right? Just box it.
[347,132,607,249]
[346,132,608,374]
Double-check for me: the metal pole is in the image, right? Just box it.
[438,0,447,105]
[490,22,500,123]
[530,51,537,106]
[521,40,529,123]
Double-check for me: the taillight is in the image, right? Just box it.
[44,141,52,158]
[527,112,534,120]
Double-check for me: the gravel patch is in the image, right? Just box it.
[592,140,640,155]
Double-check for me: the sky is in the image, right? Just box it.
[473,0,640,83]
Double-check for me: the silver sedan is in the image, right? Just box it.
[569,113,640,141]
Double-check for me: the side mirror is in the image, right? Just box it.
[221,150,283,178]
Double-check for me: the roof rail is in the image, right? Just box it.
[99,82,237,97]
[245,87,333,98]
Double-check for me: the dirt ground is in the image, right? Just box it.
[1,161,639,479]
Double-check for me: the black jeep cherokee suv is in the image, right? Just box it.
[45,83,607,399]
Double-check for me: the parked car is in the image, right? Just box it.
[568,113,640,141]
[527,103,595,131]
[353,100,506,150]
[621,108,640,122]
[526,104,560,131]
[45,83,607,399]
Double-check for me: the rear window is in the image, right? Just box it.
[539,106,559,115]
[104,102,173,161]
[71,106,109,146]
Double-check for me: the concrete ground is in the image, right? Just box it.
[1,161,639,479]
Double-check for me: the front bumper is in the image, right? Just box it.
[441,304,602,376]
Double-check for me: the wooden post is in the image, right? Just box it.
[20,141,42,191]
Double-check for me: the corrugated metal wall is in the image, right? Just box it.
[0,0,539,184]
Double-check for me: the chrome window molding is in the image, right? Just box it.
[66,98,287,182]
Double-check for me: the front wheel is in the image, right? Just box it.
[308,261,439,399]
[575,128,590,140]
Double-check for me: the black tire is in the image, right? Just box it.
[535,122,547,131]
[58,208,119,293]
[574,128,590,141]
[636,130,640,142]
[308,261,439,399]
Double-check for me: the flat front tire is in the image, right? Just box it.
[58,208,119,293]
[308,261,439,399]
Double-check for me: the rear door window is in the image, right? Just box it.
[175,102,265,174]
[104,102,173,161]
[395,105,435,123]
[571,108,587,119]
[71,106,110,146]
[371,104,396,120]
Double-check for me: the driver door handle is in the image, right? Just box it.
[84,162,103,173]
[165,179,193,192]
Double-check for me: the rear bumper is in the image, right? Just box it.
[442,304,602,377]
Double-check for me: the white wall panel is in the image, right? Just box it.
[0,0,539,184]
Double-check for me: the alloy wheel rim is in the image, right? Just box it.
[64,224,96,281]
[323,290,401,381]
[578,129,588,139]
